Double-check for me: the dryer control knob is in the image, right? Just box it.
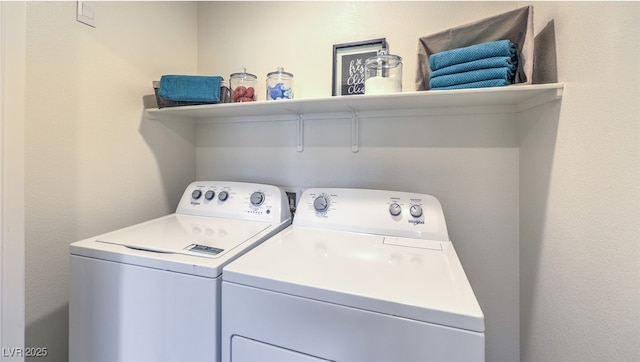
[191,189,202,200]
[204,190,215,200]
[250,191,265,206]
[313,196,329,212]
[218,191,229,201]
[389,203,402,216]
[410,204,423,218]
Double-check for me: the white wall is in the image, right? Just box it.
[519,2,640,361]
[24,2,198,360]
[1,2,26,359]
[197,2,521,361]
[20,1,640,362]
[198,1,516,100]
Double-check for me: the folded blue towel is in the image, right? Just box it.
[430,56,516,78]
[430,67,514,89]
[431,78,512,90]
[429,40,516,71]
[158,75,223,102]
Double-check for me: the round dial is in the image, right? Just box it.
[313,196,329,212]
[410,204,423,218]
[218,191,229,201]
[250,191,265,206]
[389,203,402,216]
[191,189,202,200]
[204,190,215,200]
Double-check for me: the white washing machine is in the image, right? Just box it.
[222,188,484,362]
[69,181,291,362]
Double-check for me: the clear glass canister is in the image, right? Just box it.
[364,50,402,95]
[230,68,257,102]
[266,67,294,100]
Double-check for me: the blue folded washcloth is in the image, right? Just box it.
[158,75,223,102]
[430,56,516,78]
[429,40,516,71]
[430,67,514,89]
[431,79,512,90]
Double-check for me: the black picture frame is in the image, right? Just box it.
[332,38,387,96]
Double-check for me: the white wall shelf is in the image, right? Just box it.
[146,83,563,122]
[145,83,563,152]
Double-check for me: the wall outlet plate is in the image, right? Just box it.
[77,1,96,28]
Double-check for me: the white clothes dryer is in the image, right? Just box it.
[222,188,484,362]
[69,181,291,362]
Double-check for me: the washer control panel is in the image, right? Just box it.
[175,181,291,223]
[296,188,449,241]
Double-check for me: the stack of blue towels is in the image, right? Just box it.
[429,40,518,90]
[158,75,223,103]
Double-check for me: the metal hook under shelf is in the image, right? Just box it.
[296,115,304,152]
[351,111,359,153]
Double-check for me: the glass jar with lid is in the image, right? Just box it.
[364,50,402,95]
[266,67,294,100]
[230,68,257,102]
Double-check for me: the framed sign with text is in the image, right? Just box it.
[332,38,387,96]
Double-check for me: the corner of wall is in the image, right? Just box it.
[1,1,27,357]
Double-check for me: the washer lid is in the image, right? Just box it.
[223,226,484,333]
[70,214,287,278]
[97,214,271,258]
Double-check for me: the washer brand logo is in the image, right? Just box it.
[408,219,424,225]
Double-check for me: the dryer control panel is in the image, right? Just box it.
[295,188,449,241]
[175,181,291,223]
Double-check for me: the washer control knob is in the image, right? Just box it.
[204,190,215,200]
[250,191,265,206]
[389,203,402,216]
[314,196,329,212]
[410,204,423,218]
[191,189,202,200]
[218,191,229,201]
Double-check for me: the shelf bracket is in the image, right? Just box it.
[351,111,359,153]
[296,115,304,152]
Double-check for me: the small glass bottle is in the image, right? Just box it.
[266,67,294,100]
[230,68,257,102]
[364,50,402,95]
